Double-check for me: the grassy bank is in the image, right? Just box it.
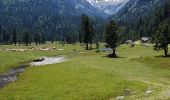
[0,43,84,73]
[0,44,170,100]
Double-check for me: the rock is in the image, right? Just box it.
[58,49,63,51]
[145,86,153,95]
[33,58,45,62]
[53,47,56,49]
[124,89,131,96]
[145,90,153,94]
[30,56,66,66]
[12,49,17,52]
[40,48,51,51]
[116,96,125,100]
[5,49,11,51]
[17,49,27,52]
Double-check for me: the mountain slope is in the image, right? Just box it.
[86,0,129,15]
[0,0,106,17]
[112,0,163,22]
[109,0,168,42]
[0,0,106,39]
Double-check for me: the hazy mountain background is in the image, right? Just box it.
[86,0,129,15]
[112,0,164,22]
[0,0,106,40]
[0,0,167,42]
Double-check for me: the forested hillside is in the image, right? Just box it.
[0,0,169,45]
[0,0,105,43]
[112,0,170,42]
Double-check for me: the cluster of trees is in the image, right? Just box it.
[0,0,105,46]
[0,0,169,57]
[0,14,104,46]
[105,20,118,57]
[0,27,46,46]
[80,14,95,50]
[115,0,167,42]
[114,0,170,56]
[80,13,118,56]
[153,0,170,56]
[80,14,103,50]
[103,0,170,57]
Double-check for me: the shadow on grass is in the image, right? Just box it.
[155,55,170,58]
[102,54,127,59]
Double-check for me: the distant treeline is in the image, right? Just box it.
[0,16,105,46]
[0,0,105,45]
[116,0,170,42]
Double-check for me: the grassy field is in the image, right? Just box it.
[0,43,170,100]
[0,43,84,73]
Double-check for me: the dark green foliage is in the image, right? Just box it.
[105,20,118,57]
[89,23,95,49]
[2,30,10,44]
[81,14,95,50]
[41,35,46,44]
[66,32,78,44]
[12,28,17,46]
[96,42,100,53]
[112,0,166,42]
[0,0,105,43]
[23,32,30,46]
[0,26,2,43]
[34,33,41,45]
[154,21,170,56]
[153,0,170,56]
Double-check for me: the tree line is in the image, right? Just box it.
[0,0,169,57]
[0,28,46,46]
[108,0,170,57]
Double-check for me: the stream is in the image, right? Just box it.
[0,56,66,89]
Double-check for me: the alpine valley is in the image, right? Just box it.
[0,0,168,41]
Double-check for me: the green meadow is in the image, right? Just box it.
[0,43,170,100]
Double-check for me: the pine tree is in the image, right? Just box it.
[81,14,91,50]
[163,0,170,19]
[2,30,6,43]
[78,29,83,44]
[34,33,40,45]
[80,14,95,50]
[2,30,10,44]
[12,28,17,46]
[154,21,170,56]
[89,23,95,49]
[23,32,30,46]
[0,26,2,43]
[105,20,118,57]
[154,1,170,56]
[41,35,46,44]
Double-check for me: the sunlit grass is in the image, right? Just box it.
[0,43,170,100]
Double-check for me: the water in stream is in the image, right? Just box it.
[0,56,66,88]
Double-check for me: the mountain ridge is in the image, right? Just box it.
[111,0,163,22]
[86,0,129,15]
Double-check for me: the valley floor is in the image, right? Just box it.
[0,43,170,100]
